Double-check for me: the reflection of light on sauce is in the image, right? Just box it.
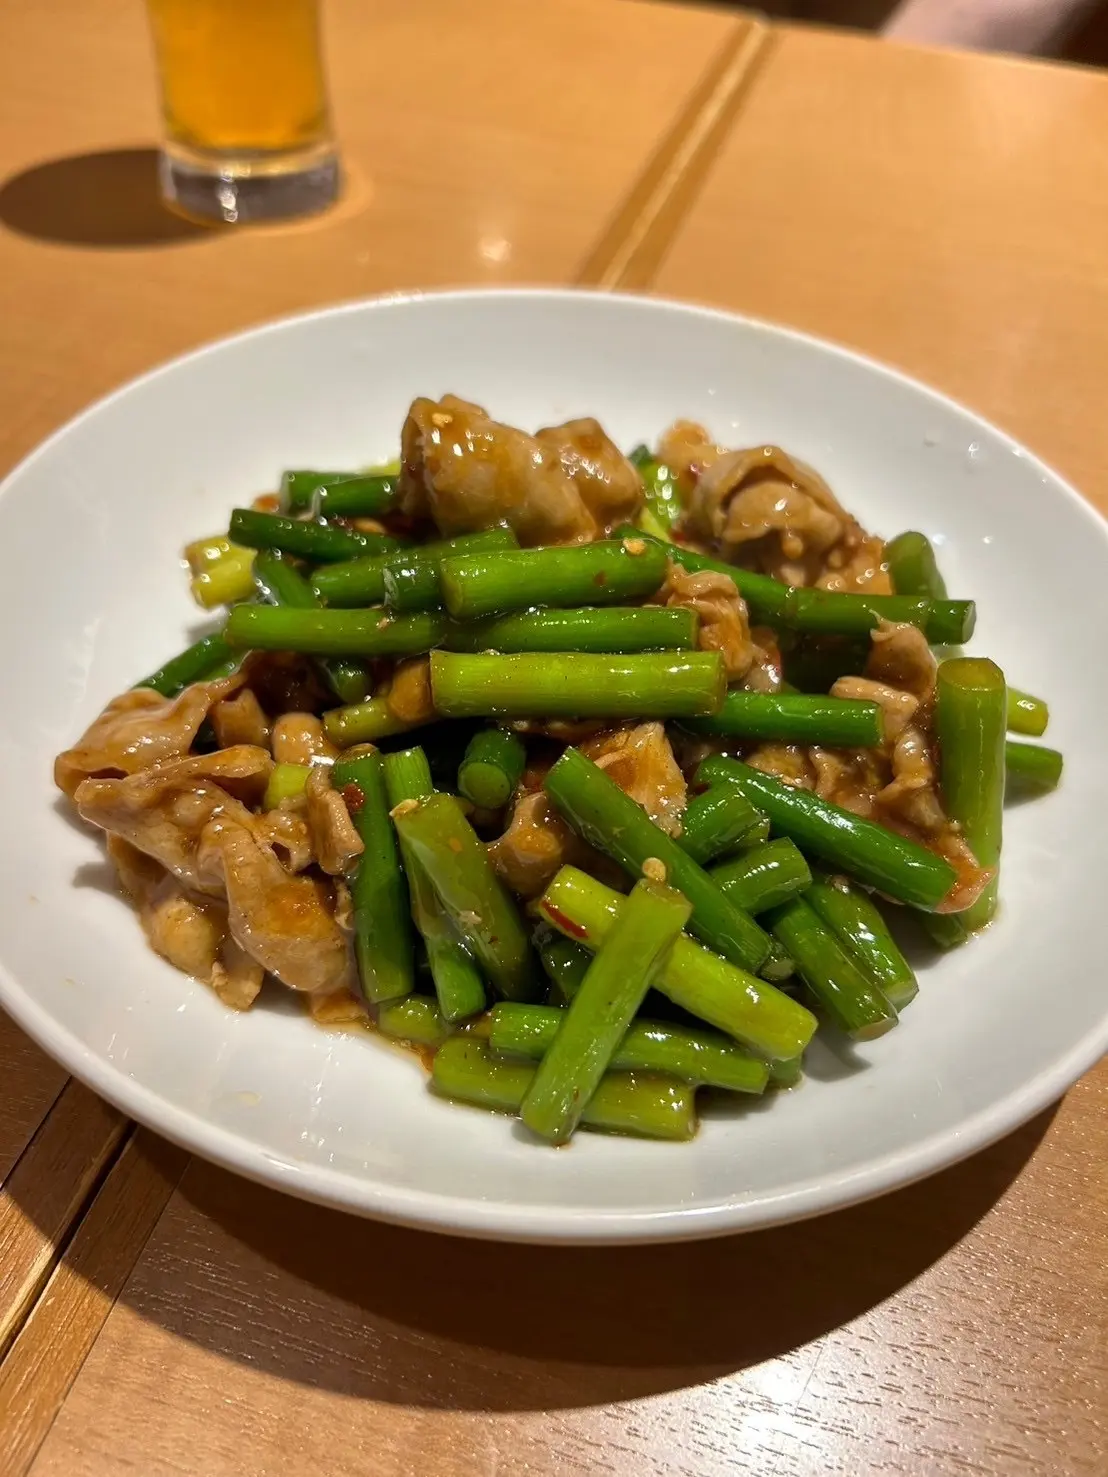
[310,1005,435,1074]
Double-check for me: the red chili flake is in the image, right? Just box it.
[542,901,588,941]
[448,836,464,853]
[342,782,366,814]
[593,571,608,586]
[253,493,281,512]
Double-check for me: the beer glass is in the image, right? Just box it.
[146,0,339,224]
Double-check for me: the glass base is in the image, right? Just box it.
[158,141,340,225]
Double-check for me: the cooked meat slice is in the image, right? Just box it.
[488,791,591,899]
[931,832,994,915]
[491,724,686,894]
[715,469,840,562]
[832,676,918,742]
[865,619,937,703]
[212,689,271,750]
[196,818,356,996]
[535,417,643,532]
[669,433,889,593]
[814,532,889,594]
[75,747,272,894]
[384,656,436,724]
[808,746,887,816]
[305,765,364,876]
[745,742,817,789]
[810,747,857,806]
[199,749,273,809]
[309,988,366,1024]
[255,802,314,873]
[209,936,265,1011]
[131,883,223,979]
[657,420,724,495]
[879,725,946,832]
[686,446,843,571]
[107,831,164,901]
[580,723,687,837]
[810,724,961,842]
[799,743,990,912]
[271,713,337,766]
[398,394,597,545]
[107,835,224,979]
[698,443,846,525]
[55,673,244,798]
[332,878,354,934]
[820,620,981,887]
[826,620,946,831]
[659,561,755,681]
[107,834,262,1009]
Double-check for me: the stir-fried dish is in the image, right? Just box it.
[55,399,1063,1146]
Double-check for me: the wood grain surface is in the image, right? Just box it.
[0,1133,187,1477]
[21,1078,1108,1477]
[653,23,1108,503]
[0,0,742,474]
[0,1016,65,1186]
[0,1087,126,1359]
[3,10,1107,1477]
[577,15,772,287]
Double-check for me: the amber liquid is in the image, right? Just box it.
[147,0,331,157]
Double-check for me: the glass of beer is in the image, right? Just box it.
[145,0,340,225]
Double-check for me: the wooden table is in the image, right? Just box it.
[0,5,1104,1473]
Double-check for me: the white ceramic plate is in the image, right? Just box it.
[1,289,1105,1243]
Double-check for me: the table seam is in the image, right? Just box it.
[577,12,775,290]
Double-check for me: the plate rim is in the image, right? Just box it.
[3,284,1106,1244]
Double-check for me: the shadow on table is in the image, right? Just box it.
[0,147,208,247]
[91,1100,1055,1413]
